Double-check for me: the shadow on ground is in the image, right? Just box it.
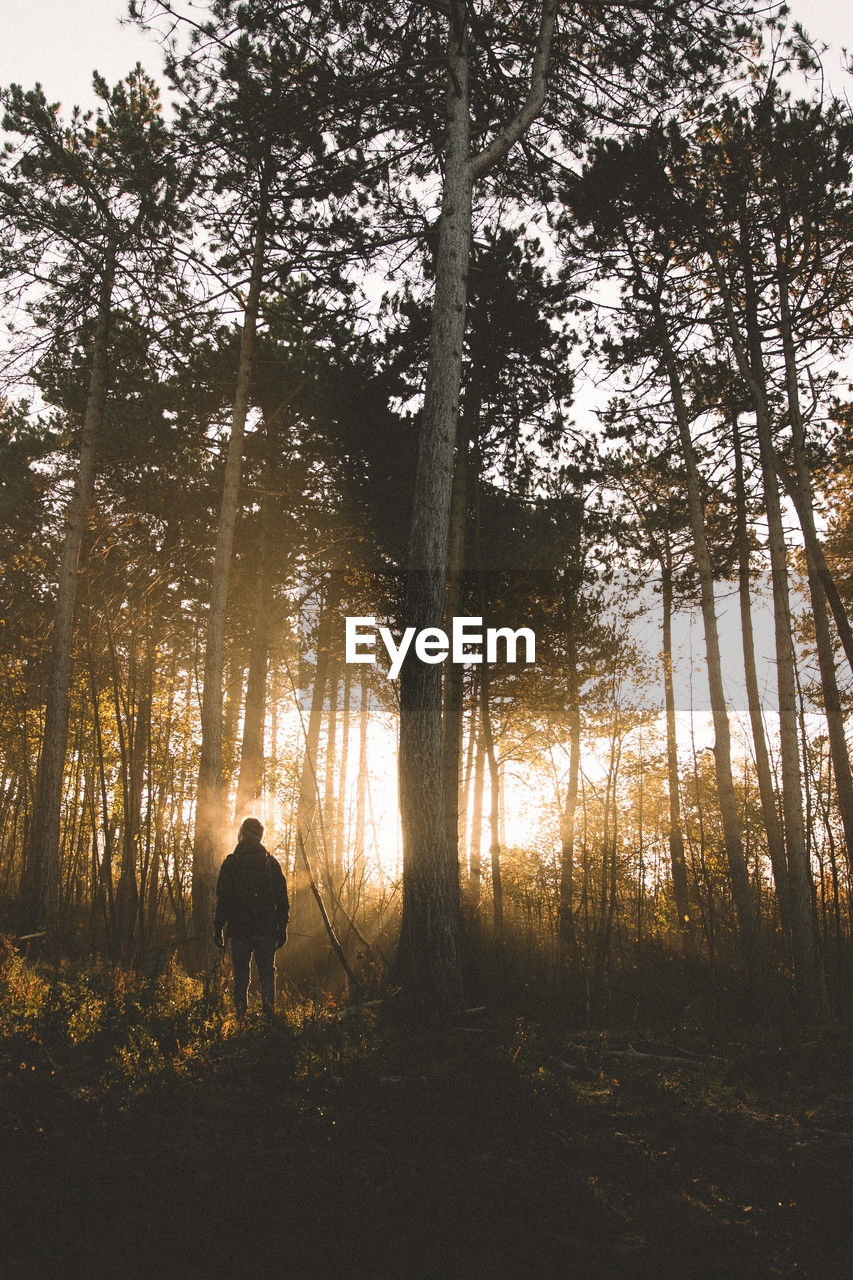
[2,1005,852,1279]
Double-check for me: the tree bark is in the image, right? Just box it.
[20,253,115,935]
[479,654,504,955]
[655,311,765,977]
[469,716,485,911]
[191,200,267,958]
[440,416,471,917]
[336,663,352,884]
[775,251,853,869]
[322,657,339,882]
[731,416,791,943]
[234,473,273,821]
[396,7,474,1001]
[660,543,694,954]
[558,678,581,961]
[709,230,825,1009]
[353,664,369,906]
[396,0,558,1003]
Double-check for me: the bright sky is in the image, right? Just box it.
[0,1,159,108]
[0,1,848,113]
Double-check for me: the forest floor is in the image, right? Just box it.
[2,952,853,1279]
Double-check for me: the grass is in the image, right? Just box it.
[2,936,853,1279]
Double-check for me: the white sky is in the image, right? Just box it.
[0,1,160,108]
[0,1,848,114]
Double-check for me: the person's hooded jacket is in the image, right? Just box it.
[214,834,289,941]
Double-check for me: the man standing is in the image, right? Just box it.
[214,817,289,1017]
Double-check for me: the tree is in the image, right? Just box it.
[0,68,186,934]
[134,0,380,951]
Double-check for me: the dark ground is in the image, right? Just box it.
[2,989,853,1280]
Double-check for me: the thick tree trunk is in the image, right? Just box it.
[191,205,266,957]
[396,9,473,1001]
[660,547,694,953]
[656,314,765,977]
[396,0,558,1001]
[20,255,115,935]
[732,417,791,943]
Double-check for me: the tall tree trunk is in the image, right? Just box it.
[459,690,477,874]
[111,628,153,955]
[469,718,485,912]
[296,582,338,874]
[20,254,115,934]
[396,0,558,1003]
[775,251,853,869]
[654,309,765,977]
[440,412,472,917]
[558,630,581,961]
[660,543,694,954]
[191,201,267,957]
[732,416,791,942]
[396,9,473,1001]
[709,230,825,1009]
[234,481,273,820]
[479,657,504,955]
[336,663,352,884]
[776,461,853,676]
[353,665,369,907]
[290,578,357,985]
[322,657,339,882]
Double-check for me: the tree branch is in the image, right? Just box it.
[470,0,559,182]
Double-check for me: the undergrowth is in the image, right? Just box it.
[0,933,380,1122]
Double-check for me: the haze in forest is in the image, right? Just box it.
[0,0,851,1038]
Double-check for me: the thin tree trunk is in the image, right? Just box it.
[776,461,853,676]
[732,416,791,943]
[479,657,503,955]
[353,665,369,909]
[660,543,694,954]
[558,641,581,960]
[775,254,853,867]
[296,582,338,873]
[709,229,825,1009]
[654,309,764,977]
[192,199,267,958]
[336,663,352,884]
[20,254,115,934]
[440,412,472,916]
[469,718,485,912]
[459,689,477,874]
[234,527,271,820]
[322,657,339,882]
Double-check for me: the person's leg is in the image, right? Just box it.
[230,935,251,1017]
[253,936,277,1013]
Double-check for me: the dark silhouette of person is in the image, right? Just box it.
[214,817,289,1017]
